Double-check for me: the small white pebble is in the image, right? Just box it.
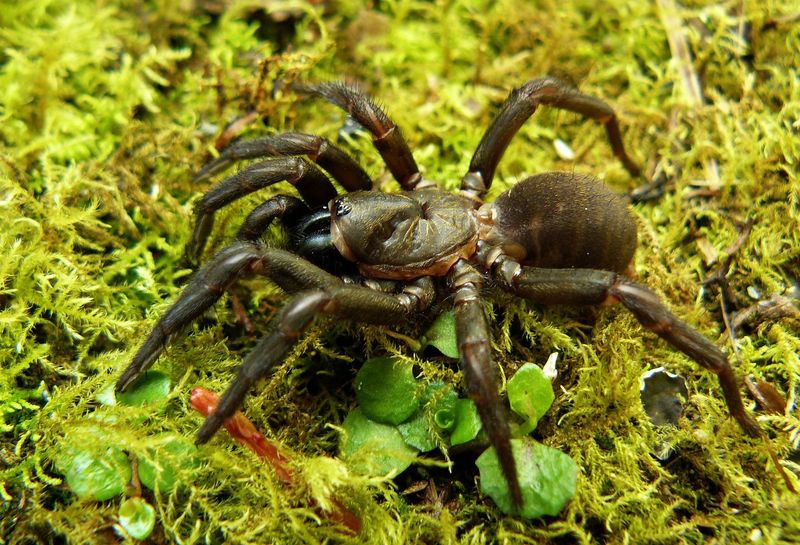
[640,366,680,391]
[747,286,761,300]
[750,528,762,541]
[543,352,559,380]
[553,138,576,160]
[198,122,219,136]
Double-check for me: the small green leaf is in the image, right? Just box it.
[340,408,417,476]
[421,310,459,358]
[138,436,200,493]
[59,445,131,501]
[116,371,171,406]
[355,357,419,425]
[476,438,577,518]
[449,398,482,446]
[397,383,459,451]
[118,497,155,540]
[428,384,459,430]
[397,411,438,452]
[507,363,554,434]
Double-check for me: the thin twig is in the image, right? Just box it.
[700,222,797,492]
[190,387,362,534]
[657,0,721,190]
[702,219,754,361]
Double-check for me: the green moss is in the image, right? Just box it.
[2,0,799,543]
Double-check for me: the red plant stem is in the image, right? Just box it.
[189,387,361,534]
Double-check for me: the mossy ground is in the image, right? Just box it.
[1,1,799,543]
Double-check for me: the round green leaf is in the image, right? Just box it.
[118,497,155,540]
[355,357,419,425]
[449,398,482,446]
[420,310,459,358]
[138,436,200,493]
[507,363,554,433]
[476,438,577,518]
[340,408,417,476]
[397,411,438,452]
[115,371,171,406]
[59,445,131,501]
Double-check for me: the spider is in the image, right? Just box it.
[116,77,762,507]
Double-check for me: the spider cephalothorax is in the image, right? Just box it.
[117,78,761,508]
[330,190,479,279]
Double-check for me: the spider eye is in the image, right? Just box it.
[334,199,351,217]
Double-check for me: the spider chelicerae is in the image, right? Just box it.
[116,78,761,506]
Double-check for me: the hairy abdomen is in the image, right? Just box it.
[478,172,637,273]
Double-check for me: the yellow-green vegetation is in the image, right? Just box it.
[2,0,798,543]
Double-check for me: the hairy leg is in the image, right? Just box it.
[119,232,436,445]
[186,157,336,263]
[294,82,423,190]
[449,259,523,507]
[197,280,434,443]
[462,77,640,202]
[194,132,372,192]
[484,251,762,438]
[234,194,306,243]
[117,243,343,393]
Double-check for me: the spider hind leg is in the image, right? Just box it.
[488,254,762,438]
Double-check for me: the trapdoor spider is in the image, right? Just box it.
[117,78,761,507]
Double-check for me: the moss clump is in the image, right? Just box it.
[2,1,798,544]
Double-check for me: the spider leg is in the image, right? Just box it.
[234,194,306,243]
[187,156,337,263]
[194,132,373,192]
[294,82,423,190]
[462,77,641,202]
[197,280,434,443]
[486,253,762,438]
[116,242,342,393]
[119,233,436,443]
[121,199,314,391]
[118,242,270,392]
[449,260,523,508]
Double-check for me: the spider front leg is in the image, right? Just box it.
[487,254,762,438]
[194,132,373,192]
[462,77,641,202]
[118,224,436,444]
[197,280,435,443]
[234,194,306,243]
[449,260,523,508]
[295,82,423,190]
[186,156,337,263]
[118,195,330,391]
[116,242,340,392]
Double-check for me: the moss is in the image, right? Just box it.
[1,0,798,543]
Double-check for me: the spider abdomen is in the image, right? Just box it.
[478,172,637,272]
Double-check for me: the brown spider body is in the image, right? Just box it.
[330,190,479,279]
[331,170,637,281]
[117,78,762,512]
